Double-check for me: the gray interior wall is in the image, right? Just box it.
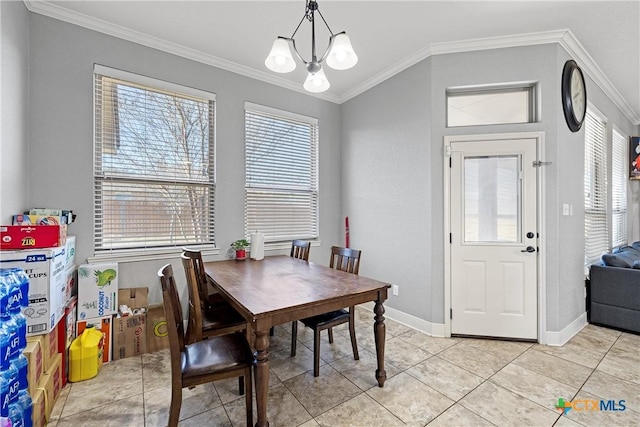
[342,43,638,334]
[27,14,343,305]
[0,0,29,219]
[340,60,433,321]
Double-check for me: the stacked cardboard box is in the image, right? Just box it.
[28,328,62,423]
[146,304,170,353]
[77,263,118,321]
[113,288,148,360]
[1,247,67,335]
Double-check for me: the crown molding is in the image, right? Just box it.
[341,29,640,125]
[339,30,568,103]
[23,1,639,122]
[23,0,340,103]
[558,31,640,125]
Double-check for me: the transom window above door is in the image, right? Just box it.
[447,83,538,127]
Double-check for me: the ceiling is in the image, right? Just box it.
[25,1,640,124]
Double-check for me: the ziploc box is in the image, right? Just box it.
[77,263,118,320]
[0,225,67,249]
[0,247,67,335]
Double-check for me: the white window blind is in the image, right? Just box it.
[611,129,628,247]
[584,109,608,264]
[244,102,319,243]
[94,65,215,252]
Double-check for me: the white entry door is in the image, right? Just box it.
[449,137,538,339]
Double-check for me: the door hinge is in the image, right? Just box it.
[449,233,452,244]
[532,160,552,167]
[445,145,452,157]
[449,157,452,168]
[450,308,453,319]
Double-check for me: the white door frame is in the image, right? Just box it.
[443,132,547,344]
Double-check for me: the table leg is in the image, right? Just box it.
[373,299,387,387]
[254,329,270,427]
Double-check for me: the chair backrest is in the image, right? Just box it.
[290,240,311,261]
[158,264,186,373]
[181,248,210,309]
[181,252,204,343]
[329,246,361,275]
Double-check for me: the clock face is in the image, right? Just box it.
[562,60,587,132]
[570,68,586,122]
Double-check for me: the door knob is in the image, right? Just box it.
[521,246,536,253]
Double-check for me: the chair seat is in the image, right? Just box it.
[182,332,254,380]
[202,303,247,331]
[300,309,349,329]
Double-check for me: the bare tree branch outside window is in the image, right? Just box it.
[94,73,215,250]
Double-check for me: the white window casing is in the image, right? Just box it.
[93,65,216,256]
[584,108,608,264]
[244,102,319,244]
[611,128,628,248]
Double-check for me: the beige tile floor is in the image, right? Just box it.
[49,307,639,426]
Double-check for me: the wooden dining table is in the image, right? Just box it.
[203,255,391,427]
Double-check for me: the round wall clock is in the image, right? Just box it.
[561,60,587,132]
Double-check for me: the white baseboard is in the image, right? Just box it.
[545,312,587,346]
[360,304,588,345]
[359,302,446,337]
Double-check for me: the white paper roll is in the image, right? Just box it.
[250,232,265,260]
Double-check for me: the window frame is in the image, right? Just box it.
[446,82,538,128]
[611,127,628,248]
[90,65,218,263]
[244,102,319,246]
[584,107,609,265]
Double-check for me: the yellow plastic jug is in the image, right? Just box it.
[69,325,104,382]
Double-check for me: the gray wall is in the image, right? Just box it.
[0,0,29,217]
[341,44,639,333]
[26,14,343,304]
[341,60,434,321]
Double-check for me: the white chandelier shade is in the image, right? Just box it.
[303,67,330,93]
[264,39,296,73]
[326,33,358,70]
[264,1,357,93]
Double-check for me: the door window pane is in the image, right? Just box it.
[464,156,520,243]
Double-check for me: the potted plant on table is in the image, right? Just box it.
[231,239,249,261]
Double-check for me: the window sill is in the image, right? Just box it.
[88,241,321,264]
[88,245,220,264]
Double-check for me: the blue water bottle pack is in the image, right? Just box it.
[0,268,32,427]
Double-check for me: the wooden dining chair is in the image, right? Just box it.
[291,246,361,376]
[269,240,311,338]
[290,239,311,261]
[181,249,248,345]
[274,240,312,340]
[157,264,254,427]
